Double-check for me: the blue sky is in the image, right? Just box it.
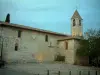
[0,0,100,35]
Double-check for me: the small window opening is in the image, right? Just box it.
[18,30,22,38]
[15,43,18,51]
[73,19,75,26]
[45,35,48,42]
[65,42,68,50]
[79,20,81,26]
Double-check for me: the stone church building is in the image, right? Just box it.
[0,10,84,64]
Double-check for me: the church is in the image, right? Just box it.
[0,10,85,64]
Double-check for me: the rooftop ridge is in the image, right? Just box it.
[0,21,70,36]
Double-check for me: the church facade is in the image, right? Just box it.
[0,10,83,64]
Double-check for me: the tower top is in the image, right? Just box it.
[71,10,82,20]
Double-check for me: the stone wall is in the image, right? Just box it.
[0,26,66,63]
[58,40,76,64]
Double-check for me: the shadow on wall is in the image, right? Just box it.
[74,56,89,66]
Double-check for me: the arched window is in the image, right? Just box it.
[18,30,22,38]
[45,35,48,42]
[73,19,75,26]
[79,20,81,26]
[15,43,18,51]
[65,41,68,50]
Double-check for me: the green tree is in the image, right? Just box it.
[76,29,100,66]
[5,13,10,23]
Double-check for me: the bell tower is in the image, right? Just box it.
[71,10,83,37]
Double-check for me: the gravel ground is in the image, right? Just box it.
[3,63,100,75]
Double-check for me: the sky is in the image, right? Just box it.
[0,0,100,35]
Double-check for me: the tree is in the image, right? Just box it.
[5,13,10,23]
[76,29,100,66]
[0,36,2,59]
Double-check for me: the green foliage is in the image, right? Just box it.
[76,40,89,56]
[76,29,100,57]
[5,13,10,23]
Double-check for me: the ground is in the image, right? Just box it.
[0,68,32,75]
[0,63,100,75]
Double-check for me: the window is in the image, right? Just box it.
[18,30,22,38]
[65,42,68,50]
[45,35,48,42]
[73,19,75,26]
[79,20,81,26]
[15,43,18,51]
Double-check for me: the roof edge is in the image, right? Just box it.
[0,21,69,36]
